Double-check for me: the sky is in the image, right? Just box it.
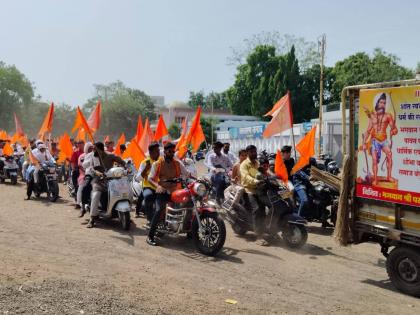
[0,0,419,106]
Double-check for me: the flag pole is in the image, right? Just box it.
[291,125,297,161]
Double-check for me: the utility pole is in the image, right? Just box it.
[317,34,326,157]
[211,101,214,145]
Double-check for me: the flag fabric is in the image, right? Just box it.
[274,150,288,182]
[38,102,55,139]
[139,118,153,154]
[0,130,8,140]
[2,142,14,156]
[114,133,126,156]
[153,115,168,141]
[87,101,101,132]
[72,107,94,142]
[263,91,293,138]
[175,117,188,159]
[75,129,86,142]
[14,113,25,136]
[10,133,21,145]
[291,126,317,174]
[134,115,143,143]
[57,133,73,163]
[122,138,145,169]
[186,106,205,152]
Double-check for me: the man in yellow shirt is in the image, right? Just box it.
[240,145,270,246]
[135,143,160,225]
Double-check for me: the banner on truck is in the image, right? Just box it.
[356,85,420,207]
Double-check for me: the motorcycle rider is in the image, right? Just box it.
[135,142,160,225]
[240,145,271,246]
[222,142,238,165]
[32,142,54,186]
[86,142,126,228]
[146,142,191,246]
[208,141,233,204]
[76,142,94,216]
[231,149,247,184]
[70,141,85,207]
[281,145,295,177]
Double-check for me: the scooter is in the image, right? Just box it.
[90,166,132,230]
[223,176,308,249]
[26,161,60,201]
[154,177,226,256]
[0,156,19,185]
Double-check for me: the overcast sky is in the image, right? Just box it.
[1,0,418,106]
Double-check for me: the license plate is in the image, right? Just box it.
[9,172,17,176]
[47,174,57,180]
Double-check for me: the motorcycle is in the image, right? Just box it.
[155,177,226,256]
[313,154,340,175]
[223,176,308,249]
[89,166,132,230]
[26,161,60,202]
[203,168,231,206]
[0,156,19,185]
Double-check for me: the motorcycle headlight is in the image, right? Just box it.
[192,183,207,197]
[106,167,124,178]
[49,167,56,173]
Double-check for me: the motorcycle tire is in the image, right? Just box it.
[10,175,18,185]
[282,224,308,249]
[386,246,420,297]
[119,212,131,231]
[232,224,247,236]
[48,181,59,202]
[192,212,226,256]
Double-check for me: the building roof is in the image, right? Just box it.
[216,120,267,131]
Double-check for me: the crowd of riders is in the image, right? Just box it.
[1,134,337,249]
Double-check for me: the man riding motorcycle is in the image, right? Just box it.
[146,142,192,246]
[240,145,272,246]
[86,142,126,228]
[208,141,233,205]
[32,142,55,185]
[76,142,94,216]
[134,142,160,225]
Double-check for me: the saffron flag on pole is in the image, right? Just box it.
[14,113,25,136]
[153,115,168,141]
[87,100,101,132]
[72,106,94,142]
[2,142,14,156]
[186,106,205,152]
[263,91,293,138]
[57,132,73,163]
[139,118,153,154]
[38,102,55,139]
[274,150,288,182]
[175,117,188,159]
[122,138,145,169]
[291,126,317,174]
[134,115,143,144]
[114,133,126,156]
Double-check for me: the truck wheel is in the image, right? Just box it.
[387,246,420,297]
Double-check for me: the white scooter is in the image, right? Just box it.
[94,166,132,230]
[0,156,19,185]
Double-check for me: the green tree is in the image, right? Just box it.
[331,49,414,101]
[168,123,180,139]
[226,64,253,116]
[201,117,217,145]
[205,91,229,110]
[187,91,205,109]
[0,62,34,131]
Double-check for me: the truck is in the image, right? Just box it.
[337,79,420,297]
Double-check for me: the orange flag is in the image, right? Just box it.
[291,126,317,174]
[38,102,55,139]
[123,138,145,169]
[14,113,25,136]
[186,106,205,152]
[57,133,73,163]
[29,150,39,165]
[154,115,168,141]
[175,118,188,159]
[87,101,101,132]
[0,130,8,140]
[135,115,143,143]
[274,150,288,182]
[139,118,153,154]
[263,91,293,138]
[114,133,126,156]
[2,142,14,156]
[72,107,94,142]
[75,129,86,142]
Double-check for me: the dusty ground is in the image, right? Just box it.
[1,176,420,314]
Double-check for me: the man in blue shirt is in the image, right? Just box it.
[208,141,233,204]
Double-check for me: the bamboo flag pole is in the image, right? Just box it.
[317,34,326,157]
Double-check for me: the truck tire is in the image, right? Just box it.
[386,246,420,297]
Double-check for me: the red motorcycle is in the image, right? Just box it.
[156,177,226,256]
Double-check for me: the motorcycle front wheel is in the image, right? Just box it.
[192,213,226,256]
[10,175,17,185]
[282,224,307,249]
[48,181,59,202]
[119,211,131,231]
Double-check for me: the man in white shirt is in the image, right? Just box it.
[32,143,54,184]
[222,143,238,165]
[208,142,233,204]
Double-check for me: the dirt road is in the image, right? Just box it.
[0,181,419,314]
